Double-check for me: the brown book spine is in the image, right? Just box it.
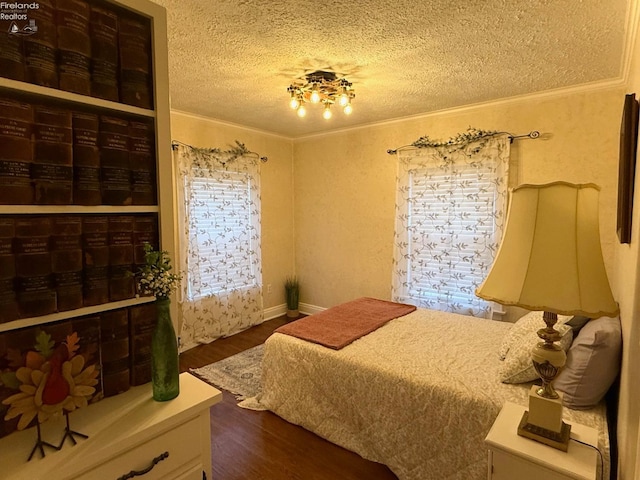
[82,215,109,267]
[128,302,156,386]
[72,112,101,205]
[52,216,83,311]
[14,216,52,277]
[129,121,156,205]
[100,116,131,206]
[14,216,55,317]
[23,0,58,88]
[83,265,108,306]
[0,98,34,205]
[33,106,73,205]
[100,308,130,397]
[69,315,102,398]
[90,5,119,102]
[0,218,19,323]
[0,34,25,81]
[56,0,91,95]
[108,215,135,302]
[118,16,152,108]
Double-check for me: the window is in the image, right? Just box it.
[392,135,510,318]
[185,170,258,300]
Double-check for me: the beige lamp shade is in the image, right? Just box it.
[476,181,619,318]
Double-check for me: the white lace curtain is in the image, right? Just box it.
[391,134,511,318]
[175,144,263,351]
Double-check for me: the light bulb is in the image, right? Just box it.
[310,89,320,103]
[343,103,353,115]
[290,97,300,109]
[323,105,332,120]
[338,87,349,107]
[297,105,306,117]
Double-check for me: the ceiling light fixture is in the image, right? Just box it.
[287,70,355,119]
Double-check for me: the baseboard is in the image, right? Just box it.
[263,303,287,321]
[263,302,325,320]
[299,302,326,315]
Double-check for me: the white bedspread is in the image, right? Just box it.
[251,309,609,480]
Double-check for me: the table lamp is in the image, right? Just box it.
[476,182,619,450]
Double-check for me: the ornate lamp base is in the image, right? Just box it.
[518,410,571,451]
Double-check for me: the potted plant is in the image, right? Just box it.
[285,276,299,318]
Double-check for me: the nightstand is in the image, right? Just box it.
[485,402,599,480]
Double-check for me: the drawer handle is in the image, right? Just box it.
[116,451,169,480]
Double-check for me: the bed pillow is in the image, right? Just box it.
[499,312,573,384]
[498,311,571,360]
[565,315,591,337]
[555,316,622,409]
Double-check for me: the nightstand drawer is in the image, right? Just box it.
[490,449,575,480]
[75,417,203,480]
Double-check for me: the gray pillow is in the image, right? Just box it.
[565,315,591,336]
[555,316,622,409]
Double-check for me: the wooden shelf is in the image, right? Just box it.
[0,297,156,333]
[0,77,155,118]
[0,205,159,215]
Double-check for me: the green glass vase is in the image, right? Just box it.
[151,298,180,401]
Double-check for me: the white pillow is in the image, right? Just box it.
[499,311,573,384]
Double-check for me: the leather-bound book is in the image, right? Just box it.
[0,218,15,282]
[100,308,130,396]
[128,302,156,386]
[99,116,131,206]
[52,216,83,311]
[14,216,52,278]
[118,15,152,108]
[0,277,19,324]
[82,215,109,266]
[14,216,55,317]
[72,112,101,205]
[82,216,109,306]
[133,214,158,264]
[108,216,135,302]
[23,0,58,88]
[0,98,34,205]
[82,265,108,306]
[0,218,18,324]
[69,315,102,399]
[0,33,24,81]
[15,274,56,318]
[32,106,73,205]
[56,0,91,95]
[108,215,134,266]
[129,121,156,205]
[89,5,118,102]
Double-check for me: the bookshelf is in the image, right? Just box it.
[0,0,177,440]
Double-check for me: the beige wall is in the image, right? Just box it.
[293,88,624,313]
[169,111,295,315]
[614,12,640,479]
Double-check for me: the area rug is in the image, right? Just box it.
[191,344,264,403]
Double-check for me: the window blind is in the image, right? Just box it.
[187,172,256,298]
[405,163,497,310]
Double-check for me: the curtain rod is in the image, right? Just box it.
[171,139,268,162]
[386,130,540,155]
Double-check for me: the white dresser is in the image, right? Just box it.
[0,373,222,480]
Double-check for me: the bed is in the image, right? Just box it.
[247,299,616,480]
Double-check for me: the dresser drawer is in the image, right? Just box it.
[75,417,203,480]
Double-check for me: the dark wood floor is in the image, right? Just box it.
[179,316,398,480]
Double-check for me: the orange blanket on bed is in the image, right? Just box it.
[275,297,416,349]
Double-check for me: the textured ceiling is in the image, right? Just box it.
[150,0,630,138]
